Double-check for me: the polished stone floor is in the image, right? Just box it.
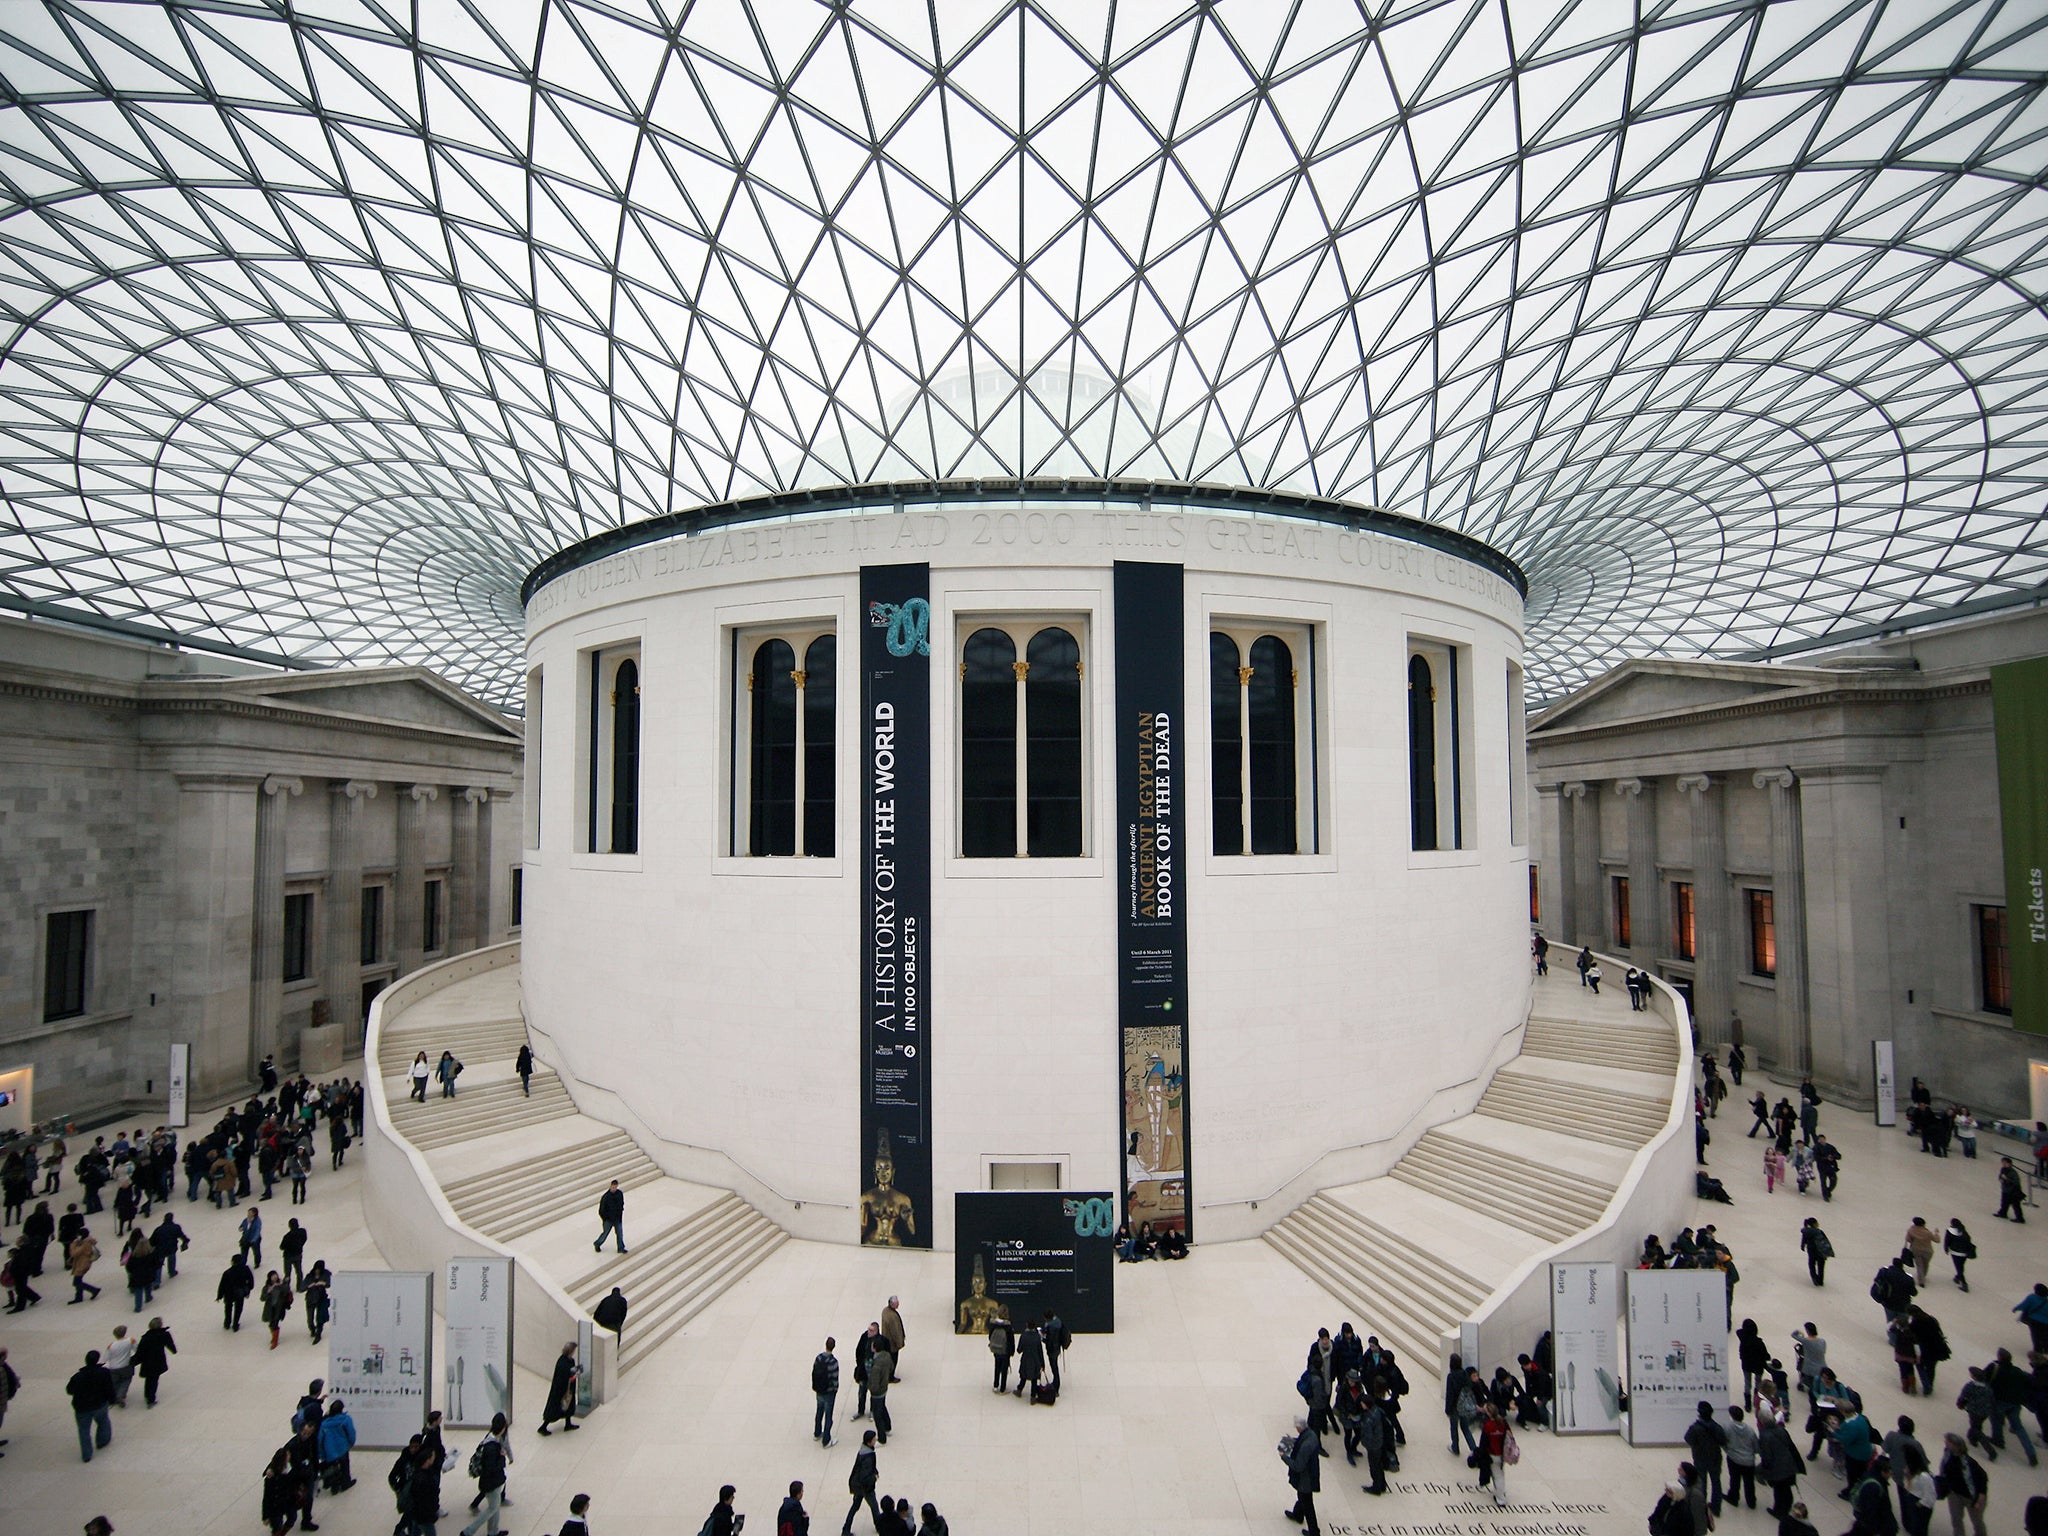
[4,1080,2043,1536]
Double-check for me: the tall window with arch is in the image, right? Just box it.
[1406,638,1468,851]
[959,620,1086,858]
[735,626,835,856]
[583,643,642,855]
[1209,623,1317,855]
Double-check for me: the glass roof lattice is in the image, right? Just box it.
[0,0,2044,709]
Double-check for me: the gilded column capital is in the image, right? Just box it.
[261,775,303,798]
[1752,767,1797,792]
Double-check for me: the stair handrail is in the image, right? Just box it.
[1198,1004,1529,1212]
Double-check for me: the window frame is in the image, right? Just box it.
[422,874,445,956]
[578,640,643,858]
[359,881,387,967]
[1975,903,2011,1015]
[729,620,838,858]
[282,890,315,986]
[1746,888,1777,978]
[511,865,524,930]
[953,612,1092,860]
[42,908,93,1023]
[1612,873,1632,949]
[1208,619,1319,857]
[1672,880,1696,961]
[1406,636,1472,852]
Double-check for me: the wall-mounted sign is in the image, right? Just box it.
[1872,1040,1897,1127]
[954,1191,1116,1335]
[329,1271,433,1448]
[444,1257,512,1427]
[167,1043,189,1130]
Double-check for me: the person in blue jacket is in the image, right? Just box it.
[318,1398,358,1493]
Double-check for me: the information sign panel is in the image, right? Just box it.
[444,1256,512,1427]
[329,1271,433,1448]
[1549,1261,1622,1435]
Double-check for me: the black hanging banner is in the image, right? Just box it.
[1113,561,1191,1236]
[858,562,932,1248]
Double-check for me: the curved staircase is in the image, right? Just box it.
[376,963,786,1374]
[1263,968,1681,1369]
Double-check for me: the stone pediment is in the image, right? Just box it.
[231,669,518,737]
[1531,660,1834,734]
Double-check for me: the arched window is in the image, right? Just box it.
[959,619,1088,858]
[610,657,640,854]
[1210,624,1314,855]
[1407,653,1437,851]
[748,639,797,855]
[734,625,836,857]
[960,627,1018,858]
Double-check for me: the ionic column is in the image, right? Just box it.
[322,780,377,1044]
[1563,781,1602,949]
[472,788,498,946]
[249,775,302,1077]
[395,784,437,976]
[1615,778,1661,960]
[1676,774,1732,1051]
[1755,768,1811,1077]
[449,786,486,954]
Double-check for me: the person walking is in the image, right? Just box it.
[219,1252,255,1330]
[1987,1346,2041,1465]
[842,1430,881,1536]
[239,1207,263,1268]
[538,1341,580,1434]
[881,1296,906,1380]
[1909,1307,1948,1396]
[2017,1283,2048,1354]
[1813,1134,1840,1200]
[1684,1401,1727,1516]
[104,1324,136,1408]
[1791,1323,1828,1401]
[303,1261,332,1343]
[69,1226,103,1303]
[1474,1401,1510,1508]
[1284,1414,1323,1534]
[262,1448,300,1536]
[262,1269,294,1348]
[1758,1409,1805,1517]
[1945,1220,1976,1291]
[1904,1218,1937,1288]
[458,1413,511,1536]
[866,1338,894,1443]
[68,1348,117,1462]
[1747,1092,1772,1138]
[398,1440,440,1536]
[1938,1432,1989,1536]
[1041,1306,1065,1390]
[700,1486,740,1536]
[777,1483,807,1536]
[853,1322,879,1420]
[813,1336,840,1447]
[134,1316,175,1407]
[592,1181,626,1253]
[408,1053,431,1102]
[515,1045,534,1097]
[1728,1041,1746,1085]
[150,1209,189,1280]
[986,1314,1013,1394]
[435,1050,461,1098]
[1873,1252,1917,1324]
[279,1219,308,1290]
[1997,1157,2027,1222]
[592,1286,627,1345]
[1576,946,1593,986]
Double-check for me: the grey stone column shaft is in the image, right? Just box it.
[472,789,496,948]
[1564,781,1602,948]
[1798,766,1891,1098]
[395,784,436,976]
[172,774,260,1100]
[323,780,377,1042]
[249,775,302,1076]
[1677,774,1732,1050]
[1617,778,1661,959]
[1756,768,1811,1077]
[1536,783,1568,937]
[449,786,480,955]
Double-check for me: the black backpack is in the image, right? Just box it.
[811,1353,832,1392]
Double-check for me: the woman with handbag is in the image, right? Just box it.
[1473,1401,1512,1507]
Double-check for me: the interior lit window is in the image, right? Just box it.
[959,619,1086,858]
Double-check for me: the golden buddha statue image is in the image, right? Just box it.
[954,1252,1008,1334]
[859,1128,916,1246]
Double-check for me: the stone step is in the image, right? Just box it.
[378,1024,529,1072]
[1390,1135,1610,1242]
[1299,1195,1491,1315]
[389,1077,574,1149]
[446,1134,665,1240]
[1282,1198,1487,1338]
[1521,1027,1678,1074]
[569,1194,750,1307]
[614,1211,789,1374]
[1477,1078,1665,1147]
[1262,1224,1442,1373]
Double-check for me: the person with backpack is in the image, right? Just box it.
[986,1314,1014,1394]
[1872,1253,1917,1324]
[841,1431,880,1536]
[1845,1457,1897,1536]
[458,1413,511,1536]
[1798,1220,1832,1291]
[812,1336,839,1448]
[1041,1308,1066,1389]
[699,1485,740,1536]
[1938,1432,1989,1536]
[1908,1307,1949,1396]
[775,1483,807,1536]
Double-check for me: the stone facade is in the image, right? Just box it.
[0,616,523,1120]
[1529,607,2048,1116]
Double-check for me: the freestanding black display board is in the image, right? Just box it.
[858,563,932,1247]
[953,1191,1116,1335]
